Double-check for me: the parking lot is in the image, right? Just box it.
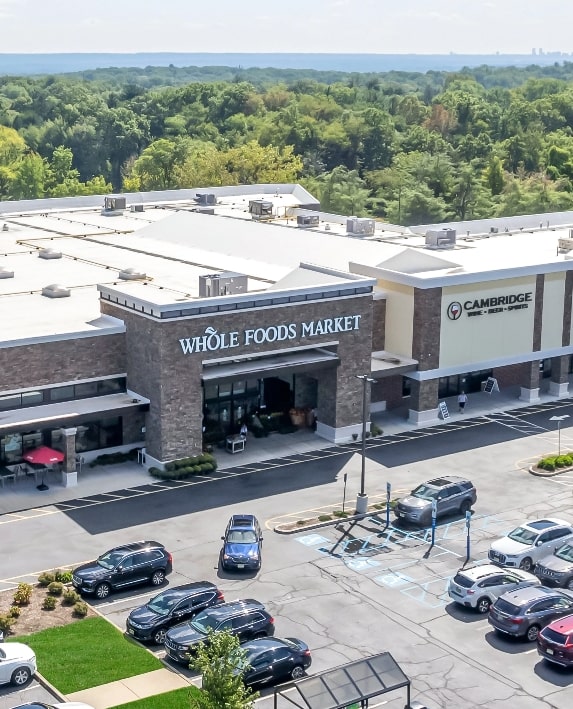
[2,404,573,708]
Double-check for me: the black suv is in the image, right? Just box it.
[164,599,274,664]
[220,514,263,571]
[394,476,477,526]
[126,582,225,644]
[72,541,172,599]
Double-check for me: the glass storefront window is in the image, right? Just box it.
[75,382,98,397]
[21,391,44,407]
[218,382,232,398]
[232,381,245,395]
[0,394,21,410]
[98,378,125,395]
[204,384,218,401]
[50,385,75,402]
[1,433,22,463]
[22,431,43,452]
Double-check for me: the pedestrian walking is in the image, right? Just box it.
[458,391,468,413]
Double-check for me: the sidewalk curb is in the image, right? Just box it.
[274,509,385,535]
[35,671,68,702]
[529,464,573,477]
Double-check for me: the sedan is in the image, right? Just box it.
[448,564,540,613]
[240,637,311,686]
[537,614,573,668]
[488,586,573,641]
[0,642,36,686]
[126,582,224,644]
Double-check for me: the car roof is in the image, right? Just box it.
[199,599,264,619]
[521,518,571,531]
[457,564,512,581]
[501,585,564,605]
[545,614,573,634]
[112,540,165,553]
[425,476,471,488]
[151,582,216,601]
[241,637,290,653]
[229,514,258,527]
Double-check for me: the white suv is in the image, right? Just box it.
[488,518,573,572]
[448,564,540,613]
[0,642,36,687]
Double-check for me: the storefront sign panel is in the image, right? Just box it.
[179,315,362,355]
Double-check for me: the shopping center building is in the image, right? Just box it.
[2,185,573,472]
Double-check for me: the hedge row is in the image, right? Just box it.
[537,454,573,471]
[149,453,217,480]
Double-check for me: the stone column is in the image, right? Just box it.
[519,361,541,403]
[550,355,571,398]
[61,427,78,487]
[408,379,439,426]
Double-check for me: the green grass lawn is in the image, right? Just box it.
[15,616,163,694]
[110,686,202,709]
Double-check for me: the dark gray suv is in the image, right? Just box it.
[535,542,573,589]
[394,476,476,526]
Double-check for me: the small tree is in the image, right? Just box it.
[190,629,258,709]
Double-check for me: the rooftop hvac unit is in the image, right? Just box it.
[194,206,215,215]
[199,272,248,298]
[425,229,456,250]
[249,200,274,221]
[103,195,127,214]
[130,204,144,213]
[195,193,217,206]
[346,217,375,236]
[297,214,320,228]
[558,232,573,252]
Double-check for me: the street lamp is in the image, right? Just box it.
[550,415,570,456]
[356,373,375,514]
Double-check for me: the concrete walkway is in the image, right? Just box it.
[65,668,196,709]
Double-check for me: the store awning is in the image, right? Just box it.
[371,350,418,378]
[202,348,339,383]
[274,652,411,709]
[0,392,149,433]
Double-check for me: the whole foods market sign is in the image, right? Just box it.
[179,315,362,354]
[447,292,533,320]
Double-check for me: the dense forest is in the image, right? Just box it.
[3,63,573,224]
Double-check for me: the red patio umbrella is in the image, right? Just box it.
[23,446,65,465]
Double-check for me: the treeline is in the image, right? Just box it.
[2,65,573,224]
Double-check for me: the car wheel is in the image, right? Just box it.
[519,557,533,572]
[290,665,304,680]
[11,666,32,686]
[460,500,471,514]
[526,624,540,642]
[153,628,167,644]
[95,582,111,599]
[151,570,165,586]
[476,597,491,614]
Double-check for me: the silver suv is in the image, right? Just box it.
[394,476,477,526]
[448,564,540,613]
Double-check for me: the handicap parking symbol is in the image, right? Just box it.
[345,557,381,571]
[375,572,414,588]
[296,534,330,547]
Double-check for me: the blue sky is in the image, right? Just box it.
[0,0,571,55]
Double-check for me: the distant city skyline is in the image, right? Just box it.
[0,0,571,56]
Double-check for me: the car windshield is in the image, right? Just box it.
[147,594,180,616]
[411,484,439,501]
[555,543,573,562]
[191,614,220,634]
[507,527,538,545]
[97,549,127,570]
[226,530,257,543]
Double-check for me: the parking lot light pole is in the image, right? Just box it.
[356,374,375,514]
[550,415,570,456]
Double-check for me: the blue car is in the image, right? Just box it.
[220,514,263,571]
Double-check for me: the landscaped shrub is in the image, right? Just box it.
[556,455,573,468]
[42,595,57,610]
[370,423,383,437]
[54,569,73,584]
[537,453,573,471]
[48,582,64,596]
[37,571,56,587]
[73,601,89,617]
[0,612,16,634]
[333,510,349,518]
[88,449,139,468]
[318,514,333,522]
[13,583,33,606]
[62,589,81,606]
[149,453,217,480]
[8,606,21,618]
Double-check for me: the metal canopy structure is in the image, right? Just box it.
[274,652,411,709]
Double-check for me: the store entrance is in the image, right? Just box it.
[438,369,493,399]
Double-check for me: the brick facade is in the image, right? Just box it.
[412,287,442,371]
[102,294,373,462]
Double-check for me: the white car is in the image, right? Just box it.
[0,642,36,686]
[448,564,540,613]
[13,702,96,709]
[488,518,573,572]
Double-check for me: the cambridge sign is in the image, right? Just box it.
[447,292,533,320]
[179,315,362,354]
